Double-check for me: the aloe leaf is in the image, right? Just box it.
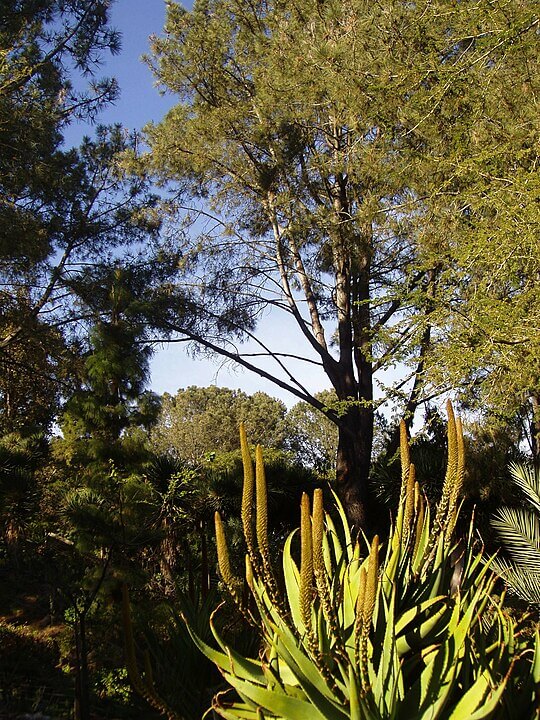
[213,701,263,719]
[374,587,401,714]
[283,531,304,632]
[412,504,431,574]
[226,645,269,685]
[225,669,345,720]
[272,620,346,705]
[348,666,361,720]
[383,540,401,588]
[275,655,302,688]
[398,640,455,718]
[395,595,447,635]
[342,556,364,629]
[409,584,491,719]
[348,666,381,720]
[250,568,285,631]
[447,667,506,720]
[324,511,343,564]
[184,625,234,675]
[395,599,450,656]
[207,616,268,684]
[330,489,353,559]
[262,658,287,694]
[451,583,491,652]
[322,525,333,577]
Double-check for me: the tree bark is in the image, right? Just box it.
[200,520,209,599]
[74,613,91,720]
[531,395,540,463]
[381,271,436,463]
[335,403,374,533]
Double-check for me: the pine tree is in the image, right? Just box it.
[142,0,539,527]
[58,264,161,469]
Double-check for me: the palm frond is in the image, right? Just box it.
[491,556,540,605]
[491,462,540,604]
[63,487,105,513]
[508,461,540,514]
[491,507,540,570]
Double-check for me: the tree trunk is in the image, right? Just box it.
[331,223,377,534]
[200,520,209,599]
[188,547,195,602]
[335,403,374,533]
[531,395,540,463]
[74,613,91,720]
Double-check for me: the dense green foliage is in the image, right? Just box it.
[283,390,339,476]
[1,1,539,718]
[151,385,287,461]
[139,0,540,526]
[0,1,188,440]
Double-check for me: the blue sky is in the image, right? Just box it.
[67,0,330,406]
[64,0,176,143]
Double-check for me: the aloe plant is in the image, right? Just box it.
[178,402,540,719]
[121,405,539,719]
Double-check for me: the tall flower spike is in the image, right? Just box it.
[240,423,256,559]
[447,416,465,538]
[255,445,269,564]
[413,482,425,560]
[216,511,257,626]
[215,511,236,591]
[358,542,378,692]
[399,419,411,505]
[454,417,465,502]
[300,492,313,631]
[312,488,346,661]
[311,488,325,578]
[255,444,282,606]
[245,554,254,590]
[354,567,367,668]
[356,539,379,690]
[446,400,458,486]
[403,463,416,539]
[362,535,379,633]
[435,400,458,531]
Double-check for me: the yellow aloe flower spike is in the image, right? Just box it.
[215,511,236,590]
[240,423,256,561]
[403,463,416,540]
[400,419,411,504]
[255,445,268,555]
[300,492,313,631]
[363,534,379,633]
[354,566,367,669]
[435,400,458,532]
[447,416,465,539]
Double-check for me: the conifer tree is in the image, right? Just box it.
[58,264,161,469]
[0,3,184,434]
[142,0,539,526]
